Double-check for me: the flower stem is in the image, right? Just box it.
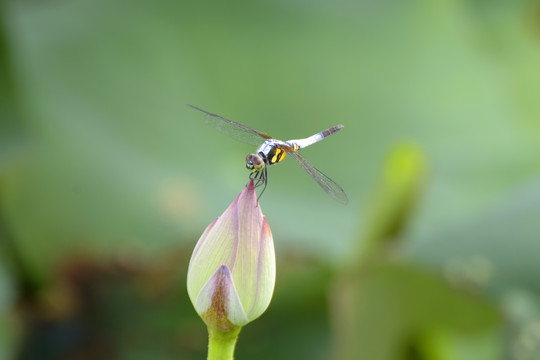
[207,326,242,360]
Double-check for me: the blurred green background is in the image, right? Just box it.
[1,0,540,359]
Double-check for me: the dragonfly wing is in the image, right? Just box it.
[286,149,348,204]
[188,104,272,147]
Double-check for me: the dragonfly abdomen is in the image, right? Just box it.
[322,125,343,138]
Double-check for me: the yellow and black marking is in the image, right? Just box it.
[267,146,288,165]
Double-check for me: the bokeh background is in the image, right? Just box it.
[1,0,540,359]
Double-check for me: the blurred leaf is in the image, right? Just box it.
[355,142,427,261]
[415,327,501,360]
[331,263,500,360]
[0,260,17,360]
[500,290,540,360]
[407,178,540,295]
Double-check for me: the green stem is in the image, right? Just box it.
[207,326,242,360]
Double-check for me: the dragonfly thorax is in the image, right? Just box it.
[256,140,289,167]
[247,139,290,173]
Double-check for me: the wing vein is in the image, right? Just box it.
[188,104,271,147]
[286,149,348,204]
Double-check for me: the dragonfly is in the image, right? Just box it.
[188,104,348,204]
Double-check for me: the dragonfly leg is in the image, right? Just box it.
[256,168,268,202]
[247,169,268,202]
[250,170,265,188]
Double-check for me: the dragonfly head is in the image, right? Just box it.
[246,153,265,173]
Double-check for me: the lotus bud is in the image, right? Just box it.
[187,180,276,333]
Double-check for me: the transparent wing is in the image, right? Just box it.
[188,104,272,147]
[286,149,348,204]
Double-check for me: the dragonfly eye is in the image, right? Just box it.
[246,154,264,172]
